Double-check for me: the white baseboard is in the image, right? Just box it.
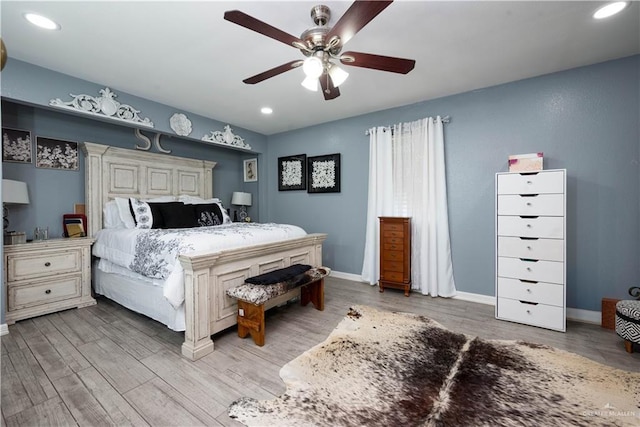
[330,270,368,283]
[330,272,603,326]
[0,323,9,336]
[452,291,495,305]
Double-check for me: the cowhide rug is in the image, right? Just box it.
[228,305,640,426]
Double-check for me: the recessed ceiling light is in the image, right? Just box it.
[261,107,273,115]
[24,13,60,30]
[593,2,629,19]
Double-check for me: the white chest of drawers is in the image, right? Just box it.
[4,237,96,324]
[495,169,566,331]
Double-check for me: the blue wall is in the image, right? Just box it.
[1,55,638,324]
[265,55,640,311]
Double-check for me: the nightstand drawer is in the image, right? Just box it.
[382,271,405,282]
[8,276,82,311]
[7,248,82,282]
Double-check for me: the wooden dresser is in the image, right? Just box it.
[4,237,96,324]
[495,169,566,331]
[379,217,411,296]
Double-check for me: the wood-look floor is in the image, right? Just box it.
[1,277,638,426]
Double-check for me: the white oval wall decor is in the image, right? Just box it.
[170,113,193,136]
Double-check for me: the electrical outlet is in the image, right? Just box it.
[239,308,245,317]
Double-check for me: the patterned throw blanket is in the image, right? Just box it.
[229,305,640,426]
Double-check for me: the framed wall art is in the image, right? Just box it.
[2,127,32,163]
[307,153,340,193]
[244,158,258,182]
[278,154,307,191]
[36,137,79,171]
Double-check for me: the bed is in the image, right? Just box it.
[82,142,326,360]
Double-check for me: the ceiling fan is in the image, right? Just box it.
[224,1,416,100]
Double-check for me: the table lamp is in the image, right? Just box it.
[3,179,30,243]
[231,191,252,222]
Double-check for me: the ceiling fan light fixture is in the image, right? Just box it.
[328,64,349,87]
[302,56,324,78]
[301,76,319,91]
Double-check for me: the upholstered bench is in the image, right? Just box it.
[615,300,640,353]
[226,265,330,346]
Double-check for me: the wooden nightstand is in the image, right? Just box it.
[4,237,96,324]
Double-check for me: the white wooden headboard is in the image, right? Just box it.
[82,142,217,237]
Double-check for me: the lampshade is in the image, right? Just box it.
[302,56,323,79]
[328,64,349,87]
[301,76,319,92]
[2,179,30,204]
[231,191,252,207]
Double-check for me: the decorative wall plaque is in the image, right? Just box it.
[49,87,154,128]
[202,125,251,150]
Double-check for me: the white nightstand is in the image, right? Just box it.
[4,237,96,324]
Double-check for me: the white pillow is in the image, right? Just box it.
[114,197,136,229]
[103,200,125,229]
[178,195,220,205]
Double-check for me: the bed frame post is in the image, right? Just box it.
[82,142,109,238]
[180,256,216,360]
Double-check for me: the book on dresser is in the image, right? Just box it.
[495,169,566,332]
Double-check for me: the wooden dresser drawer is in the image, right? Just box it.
[383,230,405,239]
[497,171,564,195]
[497,277,564,306]
[497,216,563,239]
[383,242,404,251]
[8,276,82,311]
[497,236,563,262]
[382,261,404,272]
[497,297,564,331]
[381,271,405,282]
[383,250,405,262]
[7,248,82,282]
[498,257,564,284]
[497,194,564,216]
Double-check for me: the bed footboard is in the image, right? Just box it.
[178,233,327,361]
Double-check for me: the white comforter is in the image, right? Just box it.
[93,222,307,308]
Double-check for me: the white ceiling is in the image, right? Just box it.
[2,1,639,135]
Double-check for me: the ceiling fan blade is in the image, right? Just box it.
[224,10,305,49]
[319,73,340,100]
[340,51,415,74]
[243,60,303,85]
[325,1,393,48]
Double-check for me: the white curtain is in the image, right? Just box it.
[361,117,456,297]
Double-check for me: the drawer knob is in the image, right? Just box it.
[44,262,51,267]
[45,289,51,294]
[526,309,531,314]
[526,267,532,272]
[526,246,532,250]
[526,288,531,293]
[526,224,532,228]
[526,202,532,206]
[526,180,532,184]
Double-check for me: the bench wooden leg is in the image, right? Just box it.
[301,279,324,311]
[237,300,265,346]
[624,340,634,353]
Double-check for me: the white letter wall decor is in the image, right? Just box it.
[50,87,154,128]
[134,129,171,154]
